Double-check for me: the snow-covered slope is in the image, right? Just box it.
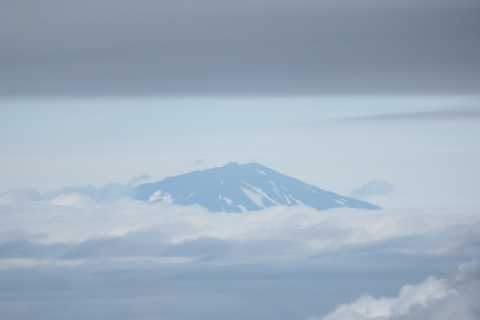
[134,162,380,212]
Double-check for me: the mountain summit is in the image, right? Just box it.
[134,162,380,212]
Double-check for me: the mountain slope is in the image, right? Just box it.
[134,162,380,212]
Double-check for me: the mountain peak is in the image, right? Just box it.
[134,162,380,212]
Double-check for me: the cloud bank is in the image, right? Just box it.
[1,0,479,96]
[0,188,479,320]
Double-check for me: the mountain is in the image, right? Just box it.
[134,162,380,212]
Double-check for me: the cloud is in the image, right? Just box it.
[0,188,42,204]
[313,276,455,320]
[0,183,134,205]
[454,259,480,287]
[193,159,207,166]
[336,108,480,122]
[1,0,479,96]
[350,181,395,198]
[310,259,480,320]
[0,193,477,254]
[128,174,152,186]
[0,240,72,260]
[43,183,134,202]
[0,190,479,319]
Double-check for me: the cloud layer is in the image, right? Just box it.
[0,187,479,319]
[337,108,480,122]
[1,0,479,96]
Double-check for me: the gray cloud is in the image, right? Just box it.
[312,258,480,320]
[0,0,479,96]
[193,159,207,166]
[0,188,42,204]
[0,240,72,259]
[350,180,395,198]
[337,108,480,122]
[0,191,479,320]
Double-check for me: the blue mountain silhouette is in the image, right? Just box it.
[134,162,380,212]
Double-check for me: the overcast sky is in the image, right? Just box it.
[1,0,479,96]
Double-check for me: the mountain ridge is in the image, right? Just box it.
[134,162,380,212]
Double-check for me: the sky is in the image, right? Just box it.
[1,95,479,208]
[1,0,479,96]
[1,1,480,319]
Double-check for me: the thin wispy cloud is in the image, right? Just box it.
[350,181,395,199]
[193,159,207,166]
[128,174,152,186]
[0,183,135,205]
[334,107,480,122]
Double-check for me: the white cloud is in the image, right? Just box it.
[0,184,134,205]
[312,277,455,320]
[0,191,479,320]
[350,181,395,199]
[310,259,480,320]
[128,174,152,186]
[48,192,95,207]
[0,194,478,261]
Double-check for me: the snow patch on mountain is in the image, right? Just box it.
[148,190,173,204]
